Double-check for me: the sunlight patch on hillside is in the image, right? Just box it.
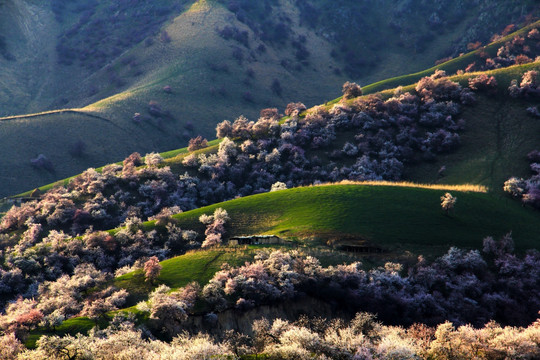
[188,0,211,13]
[311,180,488,193]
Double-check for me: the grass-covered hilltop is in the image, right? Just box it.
[1,3,540,359]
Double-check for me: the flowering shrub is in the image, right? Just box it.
[200,208,229,248]
[342,81,363,100]
[468,74,497,92]
[14,311,540,359]
[504,151,540,209]
[143,256,162,283]
[202,244,540,327]
[509,70,539,98]
[188,136,209,152]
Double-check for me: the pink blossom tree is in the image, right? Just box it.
[144,256,162,283]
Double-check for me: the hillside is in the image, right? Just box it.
[2,2,540,357]
[361,19,540,95]
[160,183,540,254]
[22,182,540,348]
[3,0,536,116]
[406,64,540,190]
[8,180,540,295]
[1,1,539,197]
[9,62,540,202]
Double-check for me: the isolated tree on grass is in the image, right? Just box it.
[144,256,162,283]
[440,192,457,215]
[270,182,287,192]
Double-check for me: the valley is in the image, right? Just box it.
[0,1,540,358]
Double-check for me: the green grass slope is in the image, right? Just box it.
[141,184,540,255]
[115,249,253,303]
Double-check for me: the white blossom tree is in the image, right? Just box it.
[440,192,457,215]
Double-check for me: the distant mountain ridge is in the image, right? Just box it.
[1,0,538,116]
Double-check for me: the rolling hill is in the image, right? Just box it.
[1,0,539,197]
[23,181,540,347]
[9,61,540,202]
[155,183,540,254]
[3,2,540,355]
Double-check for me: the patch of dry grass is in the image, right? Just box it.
[310,180,488,193]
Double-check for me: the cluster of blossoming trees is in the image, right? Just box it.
[0,68,538,356]
[0,71,486,301]
[2,314,539,359]
[464,27,540,73]
[0,241,539,359]
[171,235,539,330]
[0,71,497,316]
[3,70,486,237]
[2,315,540,359]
